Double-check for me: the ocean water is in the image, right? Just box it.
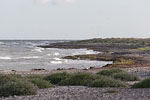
[0,40,112,71]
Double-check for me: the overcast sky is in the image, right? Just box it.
[0,0,150,40]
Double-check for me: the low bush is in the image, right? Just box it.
[132,78,150,88]
[59,72,97,86]
[26,75,45,80]
[44,72,71,84]
[89,76,127,87]
[0,74,20,85]
[96,69,124,76]
[104,89,119,93]
[29,78,52,89]
[0,80,37,97]
[112,72,140,81]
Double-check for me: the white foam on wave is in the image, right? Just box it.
[32,47,45,52]
[12,42,19,45]
[53,58,61,61]
[85,50,98,54]
[73,50,98,55]
[53,52,59,56]
[50,61,62,64]
[47,54,51,56]
[0,57,12,60]
[19,56,39,59]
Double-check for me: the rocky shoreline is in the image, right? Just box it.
[1,38,150,100]
[1,86,150,100]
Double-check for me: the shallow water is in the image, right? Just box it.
[0,40,112,71]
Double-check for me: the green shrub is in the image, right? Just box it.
[0,74,19,85]
[0,80,37,97]
[96,69,124,76]
[104,89,119,93]
[89,76,127,87]
[112,72,140,81]
[59,73,97,86]
[26,75,45,80]
[29,78,52,89]
[132,78,150,88]
[44,72,71,84]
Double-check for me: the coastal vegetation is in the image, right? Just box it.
[104,89,119,93]
[63,55,136,66]
[96,69,124,76]
[44,72,71,84]
[132,78,150,88]
[0,74,38,97]
[58,73,97,86]
[89,76,127,87]
[28,78,52,89]
[72,38,150,45]
[96,69,139,81]
[112,72,140,81]
[0,68,147,97]
[137,47,150,51]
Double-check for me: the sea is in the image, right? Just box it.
[0,40,112,71]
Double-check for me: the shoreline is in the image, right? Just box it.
[1,38,150,99]
[2,86,150,100]
[1,65,150,79]
[1,38,150,79]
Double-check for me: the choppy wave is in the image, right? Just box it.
[19,56,39,59]
[0,56,12,60]
[73,50,98,55]
[53,52,60,56]
[53,58,61,61]
[85,50,98,54]
[12,42,19,45]
[32,47,45,52]
[50,61,62,64]
[47,54,51,56]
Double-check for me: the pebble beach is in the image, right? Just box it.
[1,86,150,100]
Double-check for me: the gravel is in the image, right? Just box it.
[1,86,150,100]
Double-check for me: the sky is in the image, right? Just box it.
[0,0,150,40]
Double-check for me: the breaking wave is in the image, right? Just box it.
[53,58,61,61]
[32,47,45,52]
[50,61,62,64]
[53,52,60,56]
[0,56,12,60]
[19,56,39,59]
